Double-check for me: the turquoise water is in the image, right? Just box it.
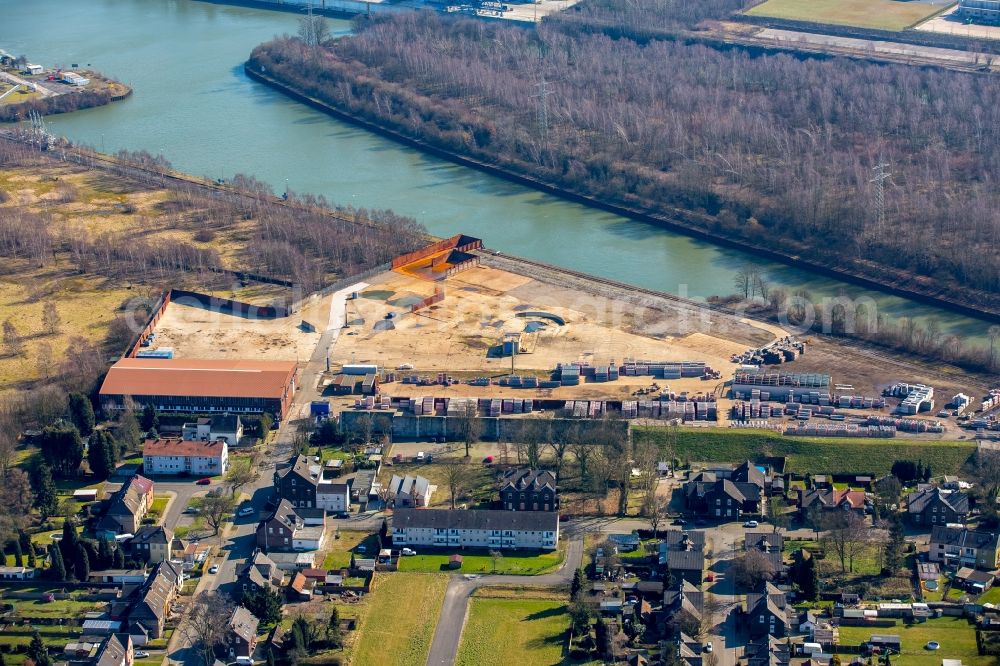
[1,0,993,341]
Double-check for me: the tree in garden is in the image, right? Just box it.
[379,518,389,546]
[140,404,159,432]
[568,600,592,635]
[98,538,113,570]
[116,406,142,456]
[87,430,118,480]
[68,393,95,436]
[112,543,125,568]
[181,591,233,666]
[38,424,85,477]
[74,543,90,581]
[571,568,584,600]
[31,461,58,520]
[27,629,50,666]
[882,516,906,575]
[199,494,237,536]
[242,585,283,626]
[47,544,66,582]
[327,606,343,648]
[730,549,777,590]
[60,520,80,569]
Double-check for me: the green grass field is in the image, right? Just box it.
[321,530,381,570]
[745,0,950,31]
[635,427,975,475]
[456,599,569,666]
[397,548,563,575]
[836,616,990,665]
[352,573,449,666]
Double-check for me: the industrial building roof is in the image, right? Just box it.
[100,358,296,399]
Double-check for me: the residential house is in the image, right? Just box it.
[744,532,787,578]
[391,508,559,550]
[676,632,706,665]
[0,566,36,580]
[142,438,229,477]
[117,561,182,643]
[100,475,154,536]
[352,470,376,511]
[684,472,761,520]
[744,582,792,639]
[662,580,704,634]
[744,636,791,666]
[218,606,259,661]
[274,454,322,509]
[907,487,970,526]
[659,531,706,585]
[929,525,1000,570]
[288,572,313,600]
[316,481,350,513]
[129,526,172,564]
[608,532,642,553]
[89,633,133,666]
[954,567,994,593]
[387,474,434,508]
[237,550,284,598]
[255,499,328,553]
[182,415,243,446]
[797,487,868,517]
[499,468,558,511]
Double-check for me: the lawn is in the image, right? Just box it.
[321,530,381,570]
[745,0,950,31]
[1,596,107,619]
[397,547,564,575]
[978,585,1000,604]
[635,427,975,476]
[352,573,449,666]
[456,599,569,666]
[836,616,991,665]
[378,460,494,508]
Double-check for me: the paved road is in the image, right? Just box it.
[425,536,584,666]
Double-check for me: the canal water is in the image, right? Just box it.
[1,0,991,341]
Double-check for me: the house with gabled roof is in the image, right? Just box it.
[129,525,172,564]
[797,487,868,517]
[387,474,433,508]
[907,487,969,527]
[684,472,761,521]
[256,498,328,553]
[116,561,182,643]
[89,632,133,666]
[100,475,154,536]
[659,531,706,585]
[218,606,259,661]
[930,525,1000,570]
[744,532,786,578]
[500,468,558,512]
[744,582,792,639]
[663,579,704,630]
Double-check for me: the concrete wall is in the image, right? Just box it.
[340,410,629,442]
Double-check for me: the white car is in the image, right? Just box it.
[703,643,713,653]
[208,565,219,574]
[134,651,149,658]
[401,547,416,556]
[743,520,759,528]
[238,506,255,517]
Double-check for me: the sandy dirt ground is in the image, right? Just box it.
[151,292,337,362]
[330,265,778,383]
[915,6,1000,40]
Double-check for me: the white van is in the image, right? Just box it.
[235,657,254,666]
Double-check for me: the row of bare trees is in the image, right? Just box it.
[249,12,999,312]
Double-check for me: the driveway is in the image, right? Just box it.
[425,536,584,666]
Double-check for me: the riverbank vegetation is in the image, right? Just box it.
[247,8,1000,321]
[0,71,131,123]
[0,135,424,410]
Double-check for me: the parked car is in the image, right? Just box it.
[743,520,759,528]
[704,643,713,653]
[401,547,416,556]
[672,517,687,526]
[208,565,219,574]
[238,506,255,517]
[183,506,199,514]
[355,545,367,554]
[134,651,149,659]
[196,478,211,485]
[415,452,425,462]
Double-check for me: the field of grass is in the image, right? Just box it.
[352,573,449,666]
[456,599,569,666]
[836,616,990,665]
[1,596,107,618]
[321,530,381,570]
[978,585,1000,604]
[745,0,950,31]
[635,427,975,475]
[397,547,564,575]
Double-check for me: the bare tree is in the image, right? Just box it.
[2,319,23,357]
[42,302,61,335]
[730,549,777,589]
[489,549,503,573]
[820,512,870,573]
[645,494,668,539]
[224,458,259,498]
[35,341,54,379]
[198,494,237,536]
[181,591,234,666]
[455,400,482,458]
[0,468,33,545]
[444,460,470,510]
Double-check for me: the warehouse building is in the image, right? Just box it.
[99,358,297,419]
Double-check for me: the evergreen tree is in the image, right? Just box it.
[68,393,96,436]
[74,543,90,582]
[11,539,23,567]
[923,464,932,482]
[266,649,276,666]
[571,568,583,600]
[87,431,118,481]
[883,516,905,574]
[31,461,58,520]
[38,424,85,477]
[98,538,113,571]
[60,521,80,569]
[350,552,356,569]
[48,544,66,582]
[243,585,283,626]
[116,408,142,456]
[379,518,389,546]
[327,606,343,648]
[28,548,36,568]
[140,404,159,432]
[27,628,51,666]
[112,543,125,569]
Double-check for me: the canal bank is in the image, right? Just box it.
[3,0,992,342]
[244,63,1000,325]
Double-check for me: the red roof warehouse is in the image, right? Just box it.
[99,358,297,419]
